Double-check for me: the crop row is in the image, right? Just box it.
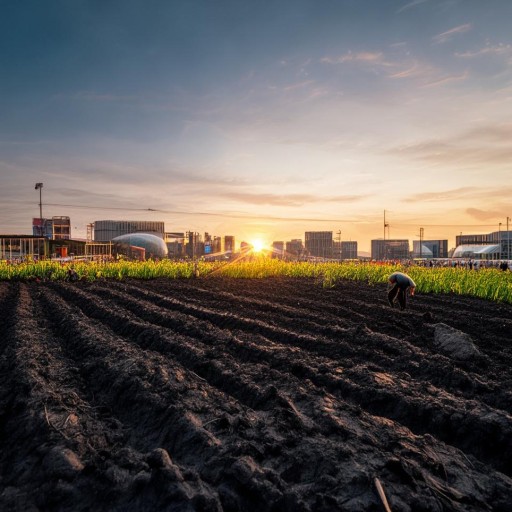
[1,259,511,303]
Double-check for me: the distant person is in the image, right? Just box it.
[500,261,509,271]
[387,271,416,311]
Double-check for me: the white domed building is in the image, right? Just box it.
[112,233,168,260]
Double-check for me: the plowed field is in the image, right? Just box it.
[1,277,512,512]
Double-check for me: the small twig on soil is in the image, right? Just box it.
[202,417,221,427]
[374,477,393,512]
[44,404,70,440]
[427,484,453,504]
[44,404,53,428]
[460,451,475,469]
[62,414,73,428]
[190,370,207,383]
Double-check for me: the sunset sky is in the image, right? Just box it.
[1,0,511,253]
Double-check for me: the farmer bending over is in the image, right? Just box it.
[388,271,416,311]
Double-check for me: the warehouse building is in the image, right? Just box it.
[371,239,410,260]
[305,231,333,259]
[455,231,512,260]
[412,240,448,259]
[94,220,165,241]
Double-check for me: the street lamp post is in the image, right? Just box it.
[507,217,511,261]
[499,222,502,260]
[35,183,43,236]
[419,227,424,259]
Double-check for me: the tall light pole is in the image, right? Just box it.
[384,210,389,240]
[35,183,43,236]
[508,216,511,261]
[499,222,502,260]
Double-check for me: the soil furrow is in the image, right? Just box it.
[2,278,512,511]
[97,280,511,413]
[48,281,512,477]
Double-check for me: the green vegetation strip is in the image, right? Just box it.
[1,259,511,303]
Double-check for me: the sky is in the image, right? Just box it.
[1,0,511,253]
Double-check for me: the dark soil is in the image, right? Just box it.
[1,277,512,511]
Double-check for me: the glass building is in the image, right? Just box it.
[112,233,168,259]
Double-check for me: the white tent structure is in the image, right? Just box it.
[452,244,500,260]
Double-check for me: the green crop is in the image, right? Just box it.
[1,258,511,304]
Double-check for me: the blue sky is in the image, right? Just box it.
[1,0,511,251]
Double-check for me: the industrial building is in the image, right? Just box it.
[305,231,333,258]
[1,235,48,260]
[94,220,165,241]
[272,241,285,258]
[32,216,71,240]
[223,236,236,255]
[412,240,448,259]
[165,232,185,258]
[333,241,358,260]
[454,230,512,260]
[0,235,113,260]
[185,231,201,259]
[285,239,304,259]
[371,239,410,260]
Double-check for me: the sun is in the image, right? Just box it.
[251,239,265,253]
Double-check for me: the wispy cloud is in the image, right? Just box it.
[432,24,472,44]
[388,59,468,88]
[323,48,468,89]
[221,192,368,207]
[404,186,512,204]
[388,60,436,79]
[466,207,507,221]
[283,80,315,92]
[403,187,480,203]
[396,0,430,14]
[464,124,512,143]
[455,44,512,58]
[421,70,468,88]
[321,52,386,65]
[389,124,512,167]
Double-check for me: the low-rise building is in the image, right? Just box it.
[305,231,333,258]
[94,220,165,241]
[412,240,448,259]
[371,239,409,260]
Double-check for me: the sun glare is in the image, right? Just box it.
[251,239,265,253]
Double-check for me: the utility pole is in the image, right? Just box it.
[384,210,389,240]
[35,183,43,236]
[508,217,511,261]
[499,222,502,260]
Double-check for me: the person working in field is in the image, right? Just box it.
[387,271,416,311]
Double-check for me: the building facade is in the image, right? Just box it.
[455,230,512,260]
[305,231,333,258]
[272,241,285,258]
[333,241,358,260]
[94,220,165,241]
[165,232,185,258]
[285,239,304,259]
[223,236,236,255]
[371,239,410,260]
[412,240,448,259]
[33,216,71,240]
